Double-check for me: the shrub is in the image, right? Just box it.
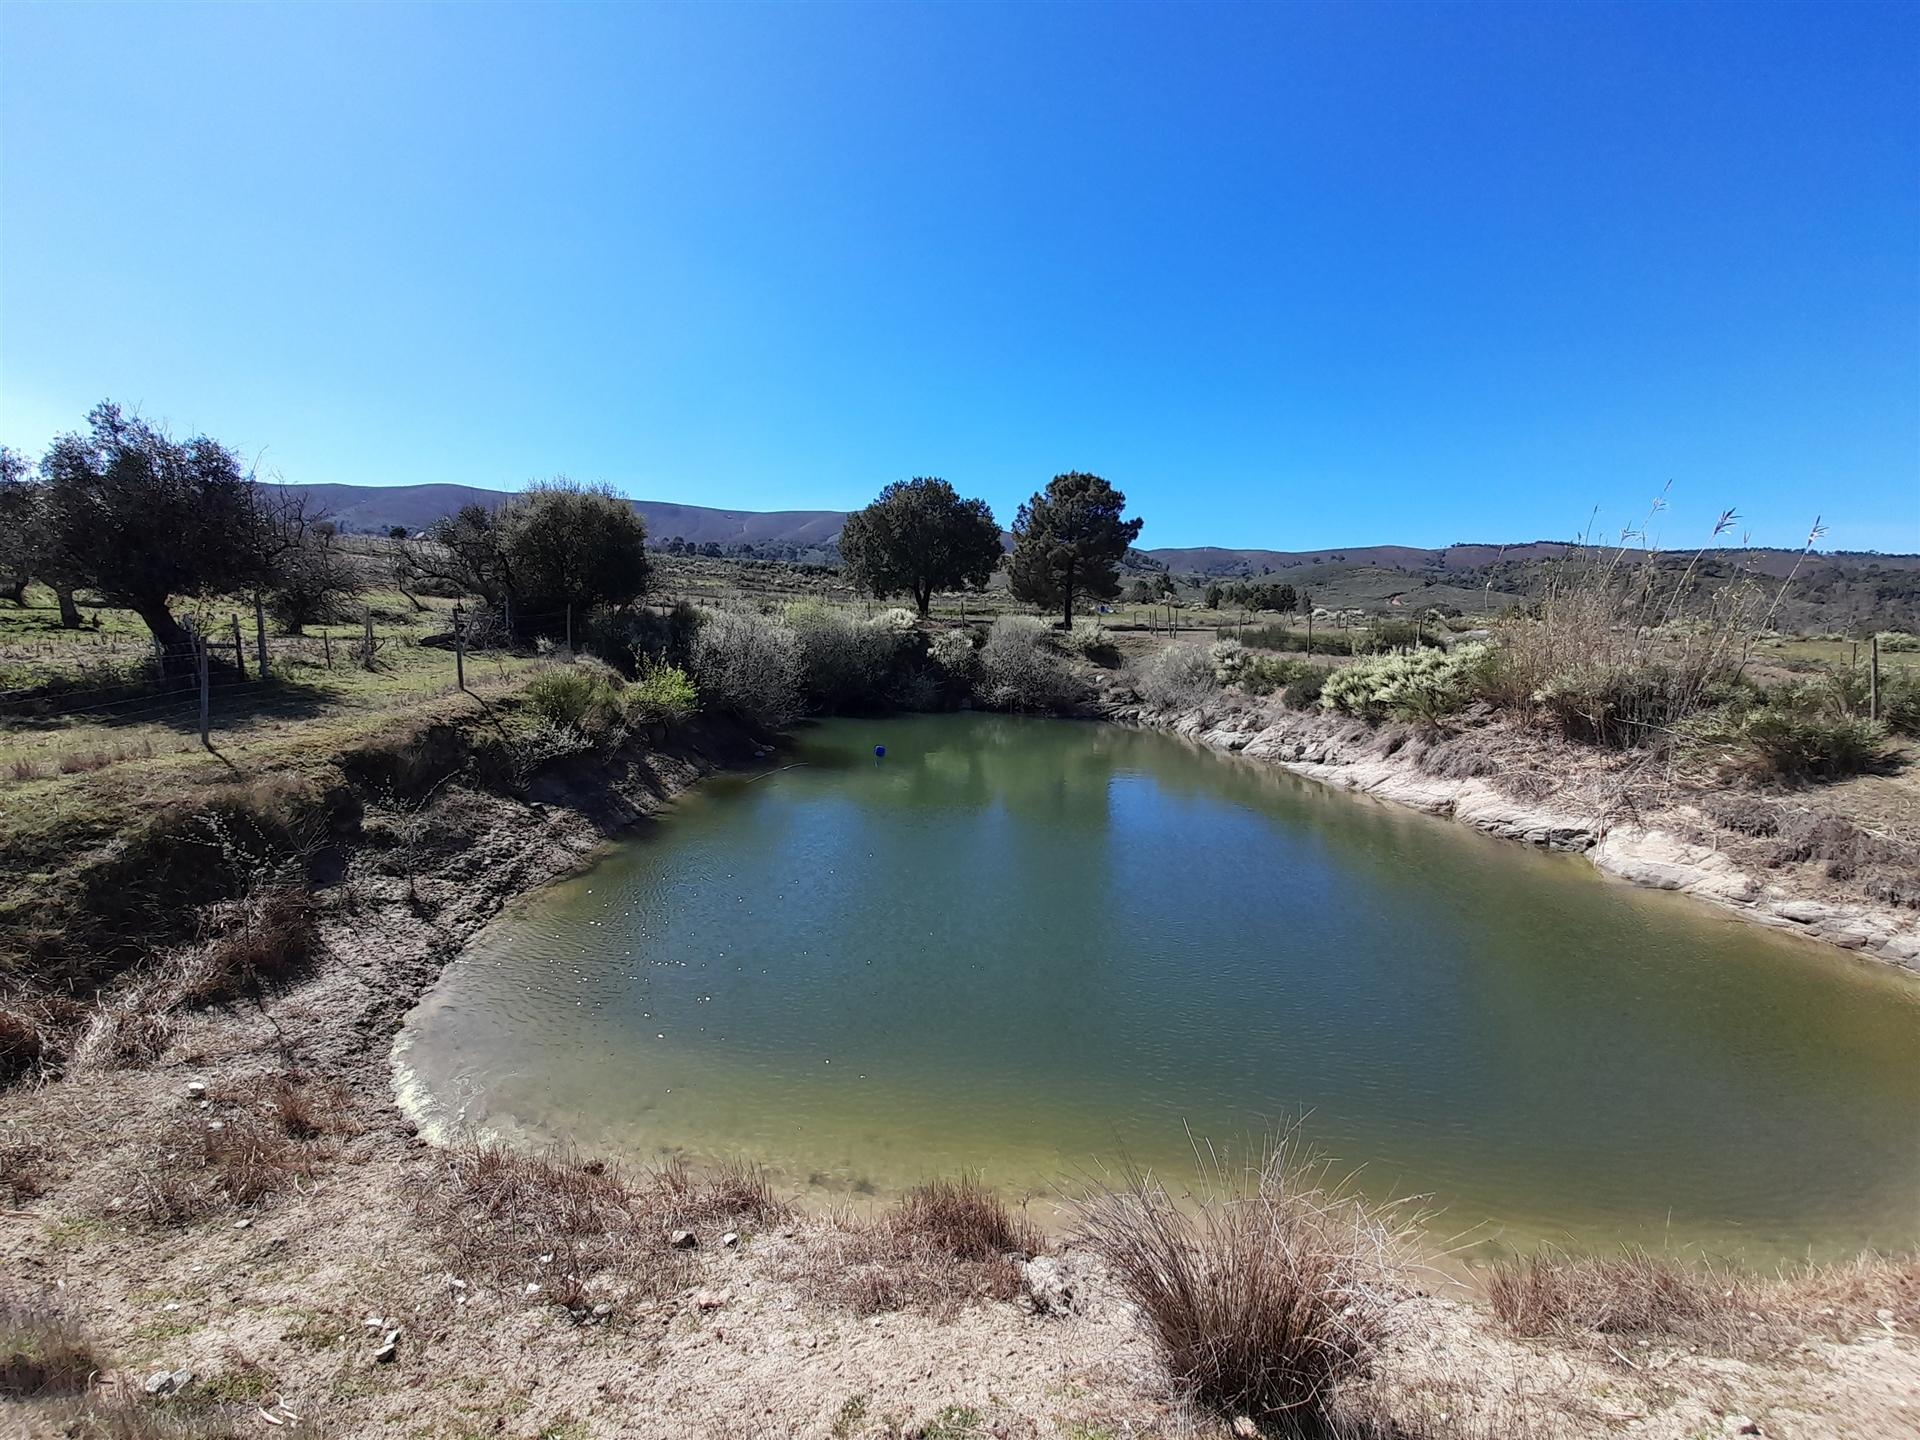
[1065,618,1121,667]
[1211,640,1317,696]
[523,660,624,738]
[785,600,914,711]
[622,662,698,727]
[1354,619,1439,653]
[892,1173,1038,1260]
[1320,644,1489,725]
[1689,686,1887,781]
[1875,630,1919,652]
[688,607,803,728]
[1282,671,1326,710]
[1072,1142,1412,1422]
[176,887,320,1008]
[977,616,1088,712]
[927,628,979,684]
[1131,645,1218,712]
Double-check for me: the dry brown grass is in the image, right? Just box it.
[1070,1141,1416,1425]
[176,887,321,1008]
[132,1110,313,1227]
[27,1392,330,1439]
[261,1069,359,1140]
[0,1001,46,1082]
[777,1175,1041,1317]
[1486,1248,1919,1354]
[0,1132,50,1205]
[0,1300,101,1397]
[414,1142,787,1318]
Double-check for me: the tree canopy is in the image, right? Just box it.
[34,402,293,653]
[406,480,649,636]
[1007,472,1143,626]
[837,477,1003,617]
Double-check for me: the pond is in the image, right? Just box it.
[394,713,1920,1262]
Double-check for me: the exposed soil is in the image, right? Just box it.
[2,711,1915,1438]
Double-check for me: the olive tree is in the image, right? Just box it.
[837,476,1002,618]
[1007,471,1143,627]
[35,403,294,659]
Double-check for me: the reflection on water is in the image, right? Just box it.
[394,714,1920,1261]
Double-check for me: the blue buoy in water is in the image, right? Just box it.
[873,744,887,759]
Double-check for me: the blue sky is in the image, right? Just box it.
[2,1,1914,553]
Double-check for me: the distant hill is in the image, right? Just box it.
[286,482,1920,627]
[291,483,844,550]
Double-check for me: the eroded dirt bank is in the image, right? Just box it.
[1108,694,1920,971]
[3,713,1915,1438]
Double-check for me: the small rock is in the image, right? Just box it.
[1232,1420,1260,1440]
[1723,1418,1760,1437]
[694,1288,729,1310]
[233,1218,251,1230]
[592,1302,613,1318]
[206,1119,225,1131]
[186,1081,206,1098]
[1020,1255,1086,1317]
[144,1371,174,1396]
[524,1282,542,1296]
[720,1231,740,1248]
[669,1229,697,1249]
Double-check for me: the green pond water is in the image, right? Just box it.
[394,713,1920,1261]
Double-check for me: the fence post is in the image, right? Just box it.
[254,595,270,680]
[565,603,573,654]
[454,604,466,692]
[1306,609,1314,656]
[322,631,332,669]
[362,609,376,672]
[231,615,247,682]
[197,635,211,750]
[1870,633,1880,723]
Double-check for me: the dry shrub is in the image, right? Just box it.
[1487,1248,1918,1353]
[134,1111,312,1226]
[1698,793,1781,836]
[0,1133,49,1205]
[1770,812,1916,881]
[654,1153,787,1229]
[0,1003,45,1083]
[1414,737,1500,780]
[262,1070,358,1140]
[1,1300,101,1397]
[414,1143,794,1315]
[892,1173,1039,1261]
[1071,1142,1415,1423]
[780,1175,1040,1317]
[176,888,320,1008]
[30,1392,329,1439]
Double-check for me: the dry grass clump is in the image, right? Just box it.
[133,1110,313,1227]
[1,1300,101,1397]
[780,1175,1041,1317]
[0,1132,51,1205]
[654,1152,787,1229]
[262,1069,359,1140]
[0,1000,47,1082]
[32,1393,329,1439]
[1070,1142,1415,1424]
[1486,1248,1918,1353]
[176,888,320,1008]
[415,1143,784,1317]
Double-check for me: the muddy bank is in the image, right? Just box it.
[1109,695,1920,972]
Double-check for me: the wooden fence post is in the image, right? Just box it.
[362,609,376,671]
[454,605,466,692]
[1870,633,1880,722]
[231,615,247,682]
[197,635,210,749]
[254,595,270,679]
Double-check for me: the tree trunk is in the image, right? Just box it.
[915,584,932,618]
[133,602,192,677]
[0,576,24,605]
[55,586,80,628]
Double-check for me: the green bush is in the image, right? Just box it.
[1281,671,1326,709]
[623,662,698,726]
[977,616,1088,712]
[1320,645,1489,725]
[524,661,624,738]
[1874,631,1918,653]
[688,607,803,728]
[1726,708,1885,780]
[1210,640,1317,696]
[1354,619,1441,654]
[784,600,926,712]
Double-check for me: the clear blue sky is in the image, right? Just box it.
[2,1,1915,553]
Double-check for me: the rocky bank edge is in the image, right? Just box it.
[1106,695,1920,972]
